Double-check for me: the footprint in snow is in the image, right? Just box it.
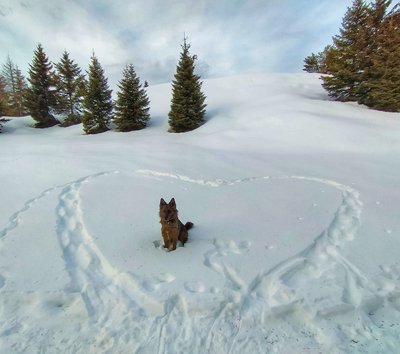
[156,273,176,283]
[214,239,251,255]
[184,281,206,293]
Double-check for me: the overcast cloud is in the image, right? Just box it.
[0,0,351,87]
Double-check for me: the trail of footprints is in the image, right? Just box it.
[1,170,400,353]
[138,170,400,352]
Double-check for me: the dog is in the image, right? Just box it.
[159,198,193,251]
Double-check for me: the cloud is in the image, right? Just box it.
[0,0,352,87]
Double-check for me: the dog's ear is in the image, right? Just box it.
[160,198,167,206]
[169,198,176,207]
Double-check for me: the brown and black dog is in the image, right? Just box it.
[159,198,193,251]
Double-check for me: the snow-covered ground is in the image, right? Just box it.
[1,73,400,353]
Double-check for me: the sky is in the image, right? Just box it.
[0,0,352,87]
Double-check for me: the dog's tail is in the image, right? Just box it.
[185,222,194,230]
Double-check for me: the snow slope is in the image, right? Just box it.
[1,73,400,353]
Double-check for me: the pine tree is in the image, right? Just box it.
[114,64,150,132]
[358,0,400,108]
[55,51,86,127]
[25,44,59,127]
[321,0,370,101]
[0,75,7,131]
[313,0,400,112]
[82,53,113,134]
[303,49,332,74]
[168,37,207,133]
[0,74,6,118]
[1,56,27,116]
[366,11,400,111]
[2,56,17,115]
[321,45,341,75]
[303,53,320,73]
[14,67,28,116]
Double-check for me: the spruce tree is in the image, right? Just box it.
[0,75,7,131]
[168,37,207,133]
[1,56,27,116]
[310,0,400,112]
[358,0,399,108]
[82,53,113,134]
[303,53,320,73]
[14,67,28,116]
[114,64,150,132]
[367,12,400,111]
[55,51,86,126]
[2,56,17,115]
[303,49,332,74]
[321,0,370,101]
[0,75,6,118]
[25,44,59,127]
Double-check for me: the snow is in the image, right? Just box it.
[1,73,400,353]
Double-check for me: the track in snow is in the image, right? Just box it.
[137,170,400,353]
[1,170,400,353]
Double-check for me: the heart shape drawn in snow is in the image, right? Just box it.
[75,170,363,307]
[1,169,372,353]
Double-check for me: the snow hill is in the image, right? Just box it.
[1,73,400,354]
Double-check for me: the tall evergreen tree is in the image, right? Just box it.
[25,44,59,127]
[1,56,27,116]
[55,50,86,126]
[114,64,150,132]
[14,67,28,116]
[82,53,113,134]
[0,75,7,131]
[321,0,370,101]
[2,56,17,115]
[309,0,400,112]
[366,11,400,111]
[358,0,399,107]
[168,37,207,133]
[0,75,6,118]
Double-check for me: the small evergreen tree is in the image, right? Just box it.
[55,51,86,126]
[168,37,207,133]
[303,49,332,74]
[303,53,320,73]
[25,44,59,127]
[114,64,150,132]
[82,53,113,134]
